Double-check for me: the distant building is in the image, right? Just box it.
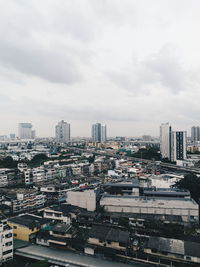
[191,126,200,142]
[92,123,107,142]
[18,123,34,139]
[55,120,70,143]
[31,130,36,139]
[142,135,152,141]
[171,131,187,161]
[160,123,172,160]
[115,136,125,141]
[9,134,15,139]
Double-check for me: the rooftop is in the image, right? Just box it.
[101,194,198,210]
[52,223,71,233]
[89,225,129,244]
[8,214,50,228]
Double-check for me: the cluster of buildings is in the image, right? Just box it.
[0,174,199,266]
[1,124,200,265]
[1,121,108,144]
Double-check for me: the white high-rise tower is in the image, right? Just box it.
[160,123,172,160]
[55,120,70,143]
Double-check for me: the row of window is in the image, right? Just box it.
[3,249,12,256]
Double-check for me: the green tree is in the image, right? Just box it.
[130,148,161,161]
[173,173,200,202]
[0,156,17,168]
[29,154,49,167]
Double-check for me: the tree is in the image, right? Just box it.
[0,156,17,168]
[130,148,161,161]
[173,173,200,202]
[29,154,49,167]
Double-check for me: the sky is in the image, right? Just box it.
[0,0,200,137]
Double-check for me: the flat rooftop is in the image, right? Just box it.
[15,244,146,267]
[101,195,198,210]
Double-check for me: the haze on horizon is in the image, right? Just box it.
[0,0,200,138]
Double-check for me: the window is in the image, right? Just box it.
[5,242,12,247]
[186,256,191,260]
[176,254,184,259]
[13,226,17,229]
[14,234,17,237]
[119,242,125,247]
[3,249,12,255]
[5,233,12,238]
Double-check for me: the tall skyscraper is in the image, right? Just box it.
[160,123,172,160]
[92,123,107,142]
[18,123,34,139]
[191,126,200,142]
[171,131,187,161]
[55,120,70,143]
[101,124,107,142]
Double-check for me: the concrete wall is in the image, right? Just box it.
[67,190,96,211]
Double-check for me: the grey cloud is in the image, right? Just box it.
[0,41,83,84]
[106,46,192,95]
[0,0,97,83]
[0,0,137,84]
[144,46,186,94]
[12,97,139,122]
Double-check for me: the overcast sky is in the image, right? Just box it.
[0,0,200,137]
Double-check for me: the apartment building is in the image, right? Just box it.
[0,214,13,263]
[3,188,46,214]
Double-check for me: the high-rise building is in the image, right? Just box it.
[171,131,187,162]
[18,123,34,139]
[191,126,200,142]
[160,123,172,160]
[101,124,107,142]
[92,123,107,142]
[55,120,70,143]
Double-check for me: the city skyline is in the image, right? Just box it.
[0,121,198,139]
[0,1,200,136]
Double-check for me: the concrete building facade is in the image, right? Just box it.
[67,189,98,211]
[18,123,34,139]
[160,123,172,160]
[92,123,107,142]
[0,215,13,263]
[55,120,70,143]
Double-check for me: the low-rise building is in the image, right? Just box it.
[43,204,85,224]
[40,184,67,204]
[8,214,50,241]
[0,214,13,263]
[2,188,46,214]
[145,236,200,265]
[0,169,15,187]
[85,225,130,255]
[100,195,198,224]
